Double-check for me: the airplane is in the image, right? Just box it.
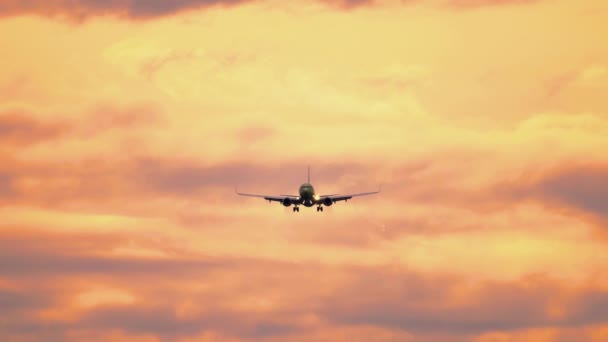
[235,167,381,212]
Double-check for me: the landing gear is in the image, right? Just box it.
[293,206,300,212]
[316,206,324,212]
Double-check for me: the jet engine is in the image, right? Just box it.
[282,198,292,207]
[323,197,333,206]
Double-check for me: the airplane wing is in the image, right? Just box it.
[318,194,340,197]
[235,188,299,203]
[320,186,381,203]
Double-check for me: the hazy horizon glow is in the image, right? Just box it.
[1,0,608,340]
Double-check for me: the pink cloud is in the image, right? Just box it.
[0,0,547,20]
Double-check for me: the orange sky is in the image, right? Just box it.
[1,0,608,341]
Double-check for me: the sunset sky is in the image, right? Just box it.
[1,0,608,341]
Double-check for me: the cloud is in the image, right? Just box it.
[133,159,381,195]
[0,103,165,203]
[76,103,163,136]
[0,149,383,230]
[237,124,276,144]
[572,291,608,326]
[0,289,53,312]
[536,165,608,221]
[75,306,303,339]
[0,230,311,339]
[1,222,608,340]
[0,0,250,20]
[0,172,15,198]
[445,0,542,9]
[8,156,378,201]
[1,301,303,340]
[3,237,608,341]
[0,111,68,146]
[496,164,608,225]
[0,146,497,242]
[0,0,549,20]
[0,231,227,277]
[0,104,161,148]
[545,71,579,99]
[319,267,608,334]
[139,49,200,80]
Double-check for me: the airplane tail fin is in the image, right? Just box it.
[307,165,310,183]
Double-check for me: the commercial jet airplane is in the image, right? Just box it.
[235,167,381,212]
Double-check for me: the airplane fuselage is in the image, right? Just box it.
[299,183,316,207]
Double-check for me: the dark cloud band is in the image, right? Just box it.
[0,0,249,19]
[0,0,545,20]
